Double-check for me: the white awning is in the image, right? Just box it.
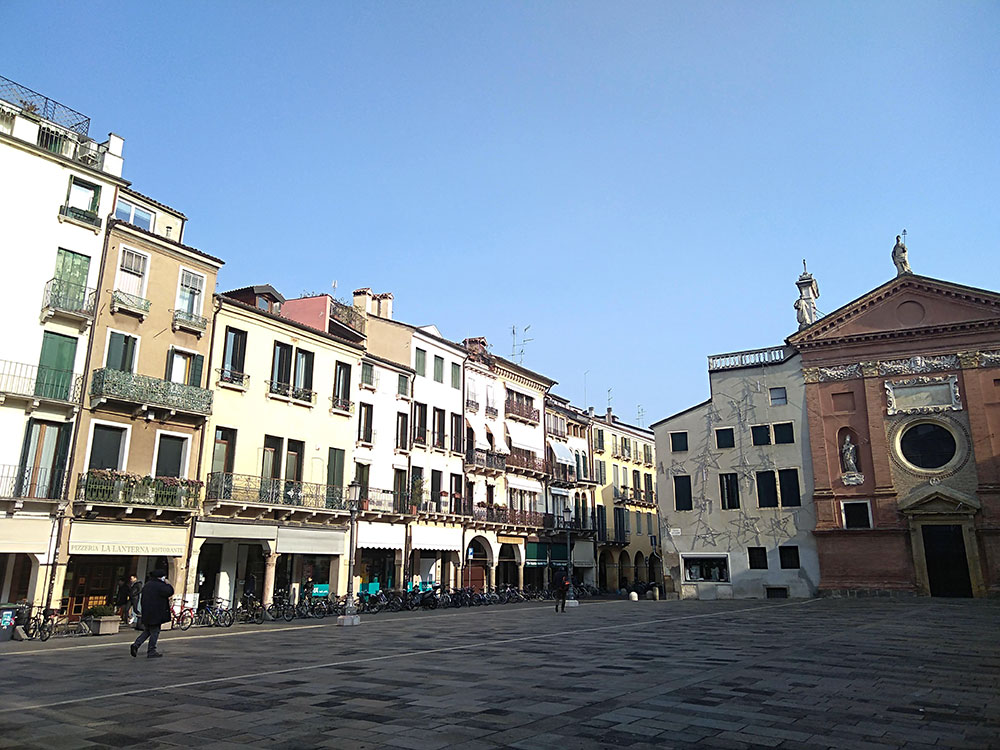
[357,521,405,550]
[466,412,491,450]
[548,438,575,466]
[70,522,189,557]
[276,527,346,555]
[196,521,278,541]
[549,487,570,497]
[487,422,509,454]
[410,524,463,552]
[0,517,54,555]
[506,476,543,493]
[506,420,541,452]
[572,542,595,567]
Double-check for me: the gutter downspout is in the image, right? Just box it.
[46,204,118,612]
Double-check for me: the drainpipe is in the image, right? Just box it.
[46,208,118,613]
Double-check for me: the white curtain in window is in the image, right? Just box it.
[178,270,204,313]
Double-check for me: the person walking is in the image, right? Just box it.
[114,577,130,623]
[554,569,570,613]
[127,574,142,627]
[130,569,173,659]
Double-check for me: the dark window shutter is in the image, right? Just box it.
[302,351,314,391]
[14,418,34,496]
[327,448,344,488]
[165,347,175,380]
[107,332,124,370]
[189,354,204,387]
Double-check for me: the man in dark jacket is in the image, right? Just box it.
[114,577,130,623]
[554,569,570,613]
[127,574,142,625]
[130,570,173,659]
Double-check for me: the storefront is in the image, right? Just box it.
[0,517,56,605]
[63,521,189,617]
[194,521,277,607]
[410,523,462,590]
[357,521,404,593]
[524,541,548,590]
[274,527,345,602]
[572,540,596,585]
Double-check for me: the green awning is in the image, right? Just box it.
[525,542,548,567]
[550,543,568,563]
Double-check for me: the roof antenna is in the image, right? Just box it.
[511,324,533,365]
[637,404,645,428]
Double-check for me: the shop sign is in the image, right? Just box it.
[68,542,186,556]
[312,584,329,598]
[496,535,523,545]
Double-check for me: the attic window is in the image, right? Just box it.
[257,296,269,311]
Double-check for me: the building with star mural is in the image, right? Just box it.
[651,342,819,600]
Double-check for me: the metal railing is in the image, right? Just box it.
[0,360,82,403]
[548,425,568,439]
[207,472,346,510]
[0,464,66,501]
[59,204,101,228]
[708,345,792,372]
[330,395,353,413]
[90,368,213,415]
[173,309,208,333]
[330,300,366,335]
[37,126,108,167]
[267,380,315,404]
[596,525,630,544]
[0,75,91,135]
[465,448,506,472]
[217,368,248,388]
[547,462,578,484]
[41,278,96,318]
[505,399,540,423]
[485,405,498,418]
[413,428,428,446]
[506,451,547,474]
[361,487,412,514]
[110,289,150,315]
[546,515,597,533]
[465,398,479,412]
[76,473,200,509]
[472,505,546,527]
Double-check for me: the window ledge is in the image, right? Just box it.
[357,440,374,449]
[57,211,102,234]
[395,447,410,455]
[396,393,411,401]
[360,382,377,392]
[217,380,247,393]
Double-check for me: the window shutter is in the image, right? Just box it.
[165,347,176,380]
[234,330,246,371]
[189,354,204,387]
[14,418,34,496]
[107,333,124,370]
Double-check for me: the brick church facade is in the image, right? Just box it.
[787,273,1000,597]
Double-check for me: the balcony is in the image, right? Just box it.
[206,472,346,514]
[465,398,479,412]
[473,504,546,528]
[40,278,96,330]
[90,368,212,417]
[545,515,597,535]
[596,524,630,546]
[216,368,248,391]
[708,345,793,372]
[75,471,200,517]
[485,405,498,419]
[506,450,547,477]
[330,299,366,336]
[110,289,151,320]
[0,360,82,409]
[267,380,315,406]
[172,309,208,337]
[548,425,567,440]
[330,396,354,415]
[58,204,101,230]
[0,464,66,506]
[547,461,578,487]
[594,442,605,454]
[465,448,506,475]
[505,399,539,424]
[616,487,657,508]
[413,428,428,447]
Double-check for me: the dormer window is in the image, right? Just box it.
[257,296,269,311]
[114,198,153,232]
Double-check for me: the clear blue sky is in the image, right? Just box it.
[5,2,997,423]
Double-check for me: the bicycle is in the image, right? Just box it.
[235,594,265,625]
[170,599,195,631]
[37,609,92,641]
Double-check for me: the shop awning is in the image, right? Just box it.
[411,524,463,552]
[357,521,405,550]
[486,422,509,454]
[506,476,543,493]
[195,521,278,541]
[547,438,575,466]
[550,542,568,563]
[276,527,346,555]
[0,517,54,556]
[525,541,548,567]
[549,487,570,497]
[466,412,491,450]
[572,541,595,567]
[69,521,189,557]
[506,420,541,452]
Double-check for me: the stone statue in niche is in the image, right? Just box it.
[892,235,912,276]
[840,434,864,485]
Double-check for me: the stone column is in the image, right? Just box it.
[487,563,496,590]
[517,562,524,589]
[263,553,280,607]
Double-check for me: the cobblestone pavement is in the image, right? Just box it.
[0,597,997,749]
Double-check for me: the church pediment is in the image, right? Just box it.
[788,275,1000,349]
[898,485,980,516]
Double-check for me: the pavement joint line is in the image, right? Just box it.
[0,599,622,657]
[0,598,819,714]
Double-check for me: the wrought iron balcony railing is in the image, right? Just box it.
[330,299,366,335]
[330,395,353,413]
[465,398,479,412]
[0,360,82,403]
[58,204,100,228]
[207,472,346,510]
[267,380,315,405]
[413,428,428,446]
[548,425,568,439]
[0,464,66,501]
[172,309,208,334]
[485,405,498,418]
[596,525,630,545]
[506,451,547,474]
[90,368,212,415]
[41,278,96,320]
[110,289,150,317]
[217,368,248,388]
[547,462,578,484]
[505,399,540,423]
[76,472,201,509]
[545,515,597,533]
[471,504,546,527]
[465,448,506,472]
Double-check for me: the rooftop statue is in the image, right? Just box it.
[892,235,912,276]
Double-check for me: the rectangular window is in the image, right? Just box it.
[769,387,787,406]
[67,177,100,215]
[751,425,772,446]
[433,355,444,383]
[397,373,409,397]
[166,348,204,387]
[361,362,375,387]
[154,434,187,478]
[333,362,352,407]
[285,440,304,482]
[358,403,374,443]
[293,349,314,397]
[115,199,153,231]
[683,556,729,583]
[843,501,872,529]
[719,472,740,510]
[117,248,148,297]
[177,269,205,314]
[415,348,426,377]
[715,428,735,449]
[450,413,463,452]
[431,469,443,509]
[778,468,801,507]
[670,432,688,452]
[433,408,446,448]
[773,422,795,445]
[747,547,768,570]
[106,332,137,372]
[451,362,461,389]
[88,424,126,470]
[779,545,800,569]
[221,327,247,382]
[413,403,428,444]
[396,412,409,450]
[596,429,604,451]
[327,447,345,490]
[674,475,693,511]
[643,444,653,464]
[756,471,779,508]
[211,427,236,474]
[271,342,292,393]
[612,464,619,494]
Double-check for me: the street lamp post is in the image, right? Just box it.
[338,481,361,626]
[563,505,576,603]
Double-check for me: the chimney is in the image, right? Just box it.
[588,406,595,418]
[353,288,375,315]
[606,407,613,424]
[375,292,394,320]
[463,337,489,357]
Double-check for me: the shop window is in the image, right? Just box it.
[747,547,768,570]
[779,545,800,569]
[715,428,735,449]
[842,501,873,529]
[773,422,795,444]
[683,556,729,583]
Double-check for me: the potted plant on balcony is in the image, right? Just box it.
[82,605,120,636]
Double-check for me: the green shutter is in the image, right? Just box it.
[415,348,426,376]
[327,448,345,488]
[107,333,125,370]
[165,347,175,380]
[451,362,460,389]
[189,354,204,387]
[37,332,77,400]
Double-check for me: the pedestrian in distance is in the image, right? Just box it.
[130,569,173,659]
[127,573,142,627]
[555,569,570,613]
[114,576,130,624]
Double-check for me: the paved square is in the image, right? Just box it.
[0,598,997,749]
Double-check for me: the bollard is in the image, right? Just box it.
[629,591,639,602]
[652,586,660,601]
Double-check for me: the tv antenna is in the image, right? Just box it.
[607,388,613,411]
[583,370,590,408]
[637,404,645,427]
[511,324,533,365]
[331,280,338,298]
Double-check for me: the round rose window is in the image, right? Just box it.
[900,423,957,470]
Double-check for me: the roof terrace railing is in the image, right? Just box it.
[0,75,90,136]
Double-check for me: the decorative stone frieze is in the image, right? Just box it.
[878,354,960,377]
[885,374,961,416]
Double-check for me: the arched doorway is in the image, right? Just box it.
[598,549,615,591]
[619,550,632,588]
[633,551,646,583]
[648,554,663,587]
[497,543,518,586]
[463,537,491,591]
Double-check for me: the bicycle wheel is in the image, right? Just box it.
[178,610,194,630]
[282,605,295,622]
[220,609,235,628]
[251,606,264,625]
[38,622,52,642]
[312,604,326,619]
